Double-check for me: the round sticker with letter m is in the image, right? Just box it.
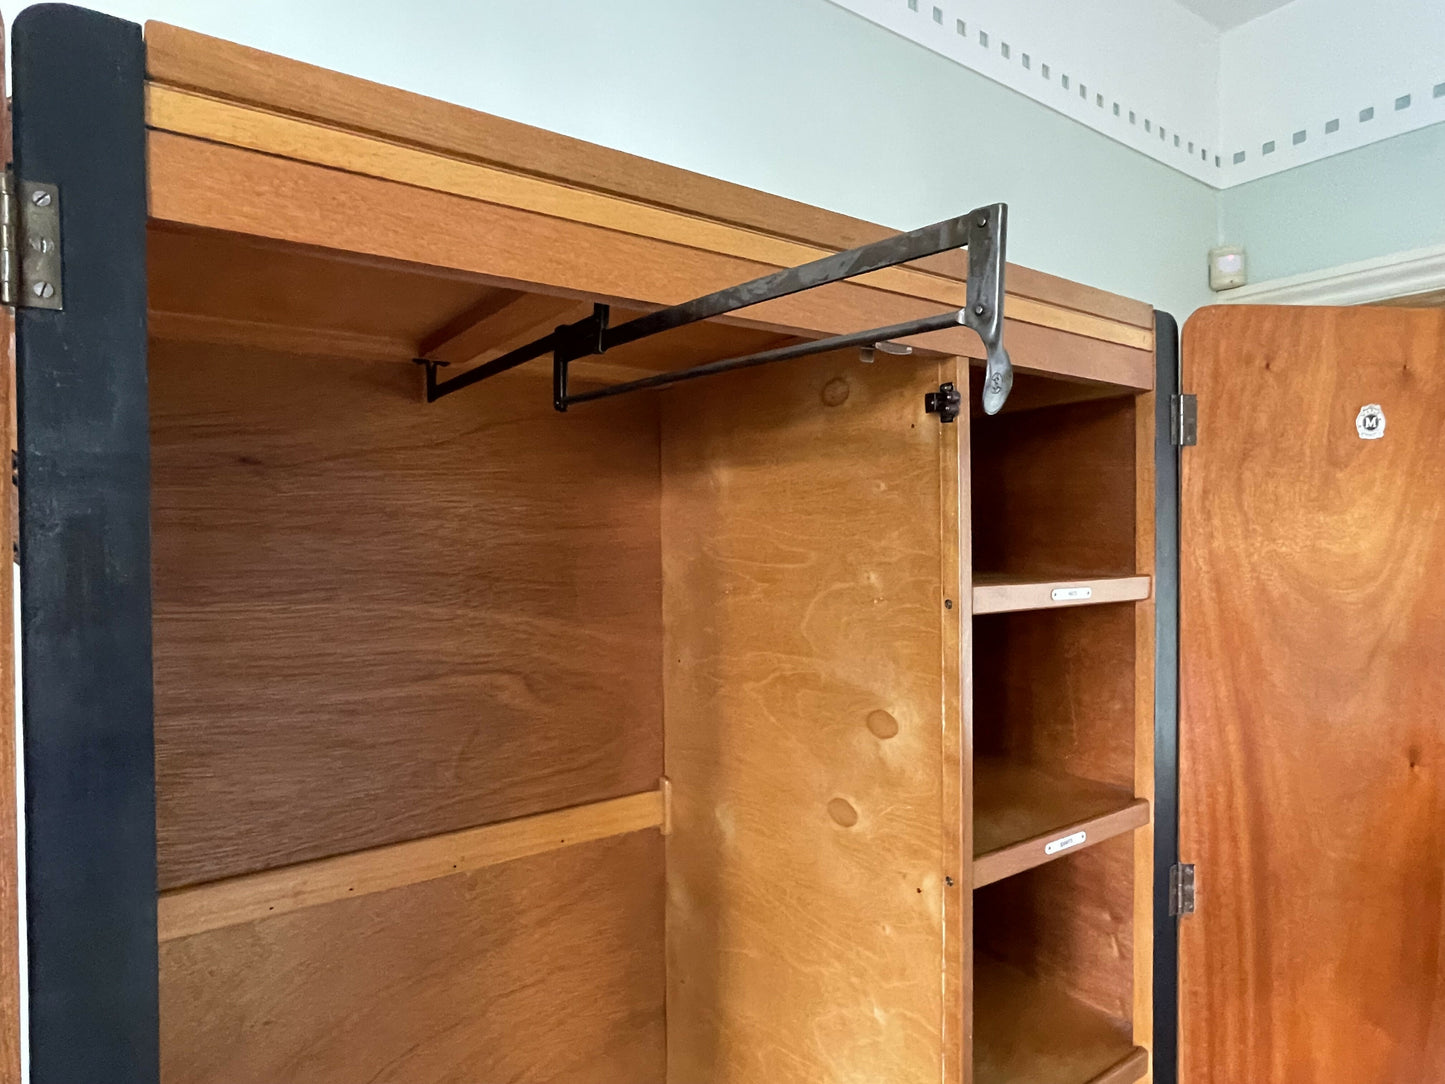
[1356,403,1386,440]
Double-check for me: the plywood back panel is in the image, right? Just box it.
[148,223,502,348]
[974,835,1135,1021]
[973,605,1137,790]
[159,831,665,1084]
[971,396,1138,578]
[151,341,662,887]
[661,351,966,1083]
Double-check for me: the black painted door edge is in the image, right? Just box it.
[13,6,157,1082]
[1151,310,1182,1084]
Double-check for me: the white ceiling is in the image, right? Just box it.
[1173,0,1301,29]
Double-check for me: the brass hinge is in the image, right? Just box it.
[1,170,63,309]
[1171,393,1197,447]
[1169,862,1196,916]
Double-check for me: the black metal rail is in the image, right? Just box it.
[420,201,1014,415]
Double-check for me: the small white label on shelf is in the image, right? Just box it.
[1044,831,1087,856]
[1051,586,1093,602]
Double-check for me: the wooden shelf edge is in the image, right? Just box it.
[973,798,1150,889]
[157,786,665,942]
[142,83,1154,355]
[1090,1047,1150,1084]
[972,575,1152,616]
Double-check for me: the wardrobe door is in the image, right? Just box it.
[1178,304,1445,1084]
[13,7,157,1082]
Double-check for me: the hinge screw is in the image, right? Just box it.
[29,189,51,207]
[976,214,988,227]
[974,304,987,317]
[31,281,54,299]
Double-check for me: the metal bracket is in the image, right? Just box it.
[1171,393,1198,447]
[1,171,63,309]
[961,205,1013,415]
[551,304,612,412]
[924,382,962,423]
[419,203,1013,414]
[1169,863,1196,915]
[413,357,450,400]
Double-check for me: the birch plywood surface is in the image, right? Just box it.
[661,352,964,1083]
[1180,305,1445,1083]
[160,832,665,1084]
[150,341,662,887]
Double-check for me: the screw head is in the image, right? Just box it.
[974,304,987,317]
[32,281,54,299]
[976,214,988,227]
[30,190,51,207]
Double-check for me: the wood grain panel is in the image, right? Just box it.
[159,789,663,940]
[151,340,662,887]
[974,954,1145,1084]
[975,836,1136,1022]
[972,396,1139,578]
[147,131,988,365]
[941,357,972,1084]
[148,309,413,362]
[1179,305,1445,1084]
[142,103,1150,359]
[993,320,1154,390]
[973,605,1137,790]
[661,351,961,1083]
[160,831,665,1084]
[148,222,498,345]
[143,22,1155,331]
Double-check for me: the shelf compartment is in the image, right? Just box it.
[973,758,1149,888]
[974,954,1148,1084]
[972,574,1151,615]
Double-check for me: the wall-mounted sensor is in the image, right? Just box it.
[1209,245,1247,291]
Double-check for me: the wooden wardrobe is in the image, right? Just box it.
[7,6,1171,1083]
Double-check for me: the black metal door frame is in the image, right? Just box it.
[1152,311,1182,1084]
[13,6,156,1081]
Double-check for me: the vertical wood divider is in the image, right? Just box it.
[941,356,972,1084]
[1133,388,1159,1078]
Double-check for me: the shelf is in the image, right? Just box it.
[973,759,1150,888]
[972,574,1151,615]
[974,954,1148,1084]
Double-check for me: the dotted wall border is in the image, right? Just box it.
[901,0,1221,170]
[886,0,1445,181]
[1228,80,1445,167]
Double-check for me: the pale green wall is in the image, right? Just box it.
[1218,121,1445,282]
[16,0,1217,317]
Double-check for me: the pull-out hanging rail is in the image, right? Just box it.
[419,202,1014,414]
